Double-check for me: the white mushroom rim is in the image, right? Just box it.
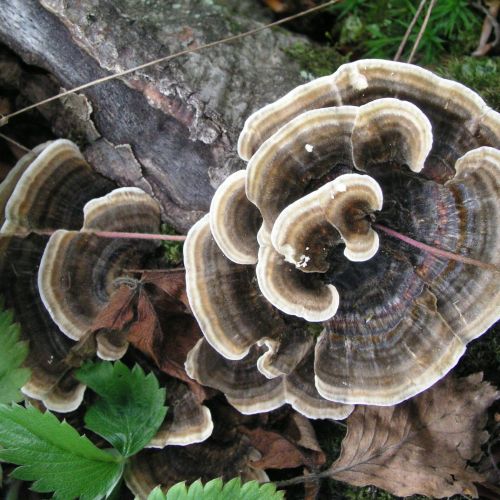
[257,174,383,322]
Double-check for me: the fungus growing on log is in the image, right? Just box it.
[185,60,500,409]
[38,187,161,360]
[0,139,115,411]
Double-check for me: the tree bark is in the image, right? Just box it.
[0,0,306,231]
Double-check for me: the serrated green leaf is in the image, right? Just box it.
[0,303,30,404]
[0,404,123,500]
[147,478,285,500]
[75,361,167,457]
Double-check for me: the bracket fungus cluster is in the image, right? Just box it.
[185,59,500,412]
[0,139,213,446]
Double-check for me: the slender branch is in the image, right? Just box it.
[374,223,499,272]
[394,0,427,61]
[16,229,187,241]
[407,0,437,63]
[0,133,31,153]
[0,0,342,127]
[90,230,186,241]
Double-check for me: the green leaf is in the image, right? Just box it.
[0,404,123,500]
[0,302,30,404]
[75,361,167,457]
[147,478,285,500]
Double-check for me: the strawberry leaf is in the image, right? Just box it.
[75,361,167,457]
[0,303,30,404]
[0,404,123,500]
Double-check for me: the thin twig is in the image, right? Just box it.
[0,0,341,127]
[0,132,31,153]
[394,0,427,61]
[472,0,500,55]
[374,223,499,272]
[17,229,187,241]
[407,0,437,63]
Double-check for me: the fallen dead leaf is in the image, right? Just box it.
[239,411,325,470]
[328,373,499,498]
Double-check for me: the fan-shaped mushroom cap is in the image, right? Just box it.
[184,215,285,360]
[186,60,500,409]
[186,338,353,420]
[246,106,358,236]
[0,140,116,411]
[149,381,213,447]
[209,170,261,265]
[0,142,49,227]
[239,59,499,181]
[1,139,114,233]
[126,420,267,499]
[38,188,161,359]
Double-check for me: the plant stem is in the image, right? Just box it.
[374,223,498,272]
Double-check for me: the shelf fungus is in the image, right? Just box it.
[38,186,162,360]
[0,139,115,411]
[185,60,500,409]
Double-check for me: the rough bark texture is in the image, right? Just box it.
[0,0,307,231]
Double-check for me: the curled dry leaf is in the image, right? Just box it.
[89,272,206,401]
[328,373,499,498]
[239,412,325,470]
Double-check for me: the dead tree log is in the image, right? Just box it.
[0,0,306,231]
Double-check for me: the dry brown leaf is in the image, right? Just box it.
[239,412,325,470]
[91,283,137,331]
[329,373,499,498]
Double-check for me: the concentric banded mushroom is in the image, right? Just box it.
[185,59,500,409]
[38,187,161,360]
[0,139,115,411]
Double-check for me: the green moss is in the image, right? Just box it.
[159,223,183,266]
[283,42,348,79]
[434,57,500,111]
[306,322,324,339]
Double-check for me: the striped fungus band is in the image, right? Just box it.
[0,140,213,446]
[185,59,500,414]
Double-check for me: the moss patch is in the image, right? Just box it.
[283,42,348,79]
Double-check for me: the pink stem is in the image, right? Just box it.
[32,229,186,241]
[90,230,186,241]
[374,223,498,272]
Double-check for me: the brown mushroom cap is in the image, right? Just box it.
[186,338,353,420]
[240,59,499,182]
[1,139,114,233]
[184,215,284,360]
[148,381,213,447]
[209,170,260,265]
[186,60,500,408]
[0,139,116,411]
[38,187,161,359]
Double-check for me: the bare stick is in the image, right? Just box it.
[27,229,186,241]
[374,223,498,272]
[0,0,341,127]
[0,133,31,153]
[407,0,437,63]
[394,0,427,61]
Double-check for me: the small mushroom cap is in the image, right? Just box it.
[38,188,161,359]
[209,170,260,264]
[352,98,432,173]
[186,338,353,420]
[271,174,383,268]
[184,215,284,360]
[246,106,358,234]
[1,139,114,233]
[148,381,213,447]
[256,244,340,322]
[0,142,49,227]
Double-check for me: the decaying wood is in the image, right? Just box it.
[0,0,307,231]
